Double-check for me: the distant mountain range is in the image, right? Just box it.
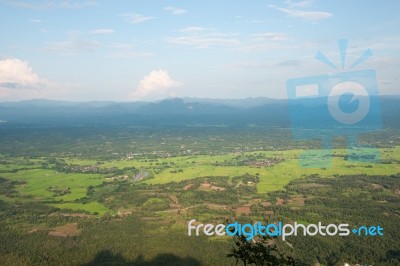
[0,96,398,127]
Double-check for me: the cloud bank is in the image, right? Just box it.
[0,58,43,89]
[120,13,155,24]
[129,70,182,101]
[0,58,81,101]
[164,6,186,15]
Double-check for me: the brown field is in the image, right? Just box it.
[276,198,285,206]
[48,223,80,237]
[236,206,251,215]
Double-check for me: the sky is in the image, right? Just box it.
[0,0,399,102]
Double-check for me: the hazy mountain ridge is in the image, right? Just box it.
[0,96,398,127]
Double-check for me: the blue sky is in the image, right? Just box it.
[0,0,399,101]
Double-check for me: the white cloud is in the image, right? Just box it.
[90,29,114,35]
[233,32,291,52]
[120,13,155,24]
[2,0,96,10]
[250,32,287,41]
[269,2,332,21]
[225,59,301,69]
[107,43,154,58]
[180,27,212,33]
[0,58,82,101]
[0,58,43,89]
[43,31,99,53]
[164,6,186,15]
[275,59,301,67]
[166,28,290,51]
[165,27,239,48]
[234,16,267,24]
[166,36,239,48]
[276,7,332,20]
[225,61,270,69]
[285,0,314,8]
[29,19,42,23]
[129,70,182,101]
[108,51,152,58]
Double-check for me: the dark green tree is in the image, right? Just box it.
[227,234,306,266]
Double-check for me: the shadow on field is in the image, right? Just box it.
[83,250,202,266]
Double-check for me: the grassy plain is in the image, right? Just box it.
[132,148,400,192]
[2,147,399,215]
[3,169,108,214]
